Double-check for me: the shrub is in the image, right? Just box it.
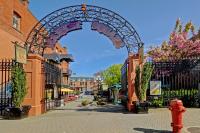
[11,65,27,108]
[151,98,163,107]
[135,66,141,100]
[81,100,90,106]
[97,99,106,105]
[135,63,154,101]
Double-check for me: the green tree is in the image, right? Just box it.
[135,63,154,101]
[135,66,141,101]
[140,63,154,101]
[101,64,122,87]
[11,65,27,107]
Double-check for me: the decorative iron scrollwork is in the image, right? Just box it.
[26,5,143,55]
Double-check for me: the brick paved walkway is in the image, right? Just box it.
[0,96,199,133]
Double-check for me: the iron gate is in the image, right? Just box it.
[43,61,62,111]
[120,60,128,106]
[0,59,21,116]
[149,59,200,107]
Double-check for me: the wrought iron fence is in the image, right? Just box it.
[149,59,200,107]
[43,61,62,111]
[120,60,128,106]
[0,59,21,116]
[121,60,128,92]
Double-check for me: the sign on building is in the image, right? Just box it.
[15,44,27,64]
[150,81,161,95]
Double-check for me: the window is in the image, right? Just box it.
[13,12,21,31]
[19,0,24,3]
[80,82,84,86]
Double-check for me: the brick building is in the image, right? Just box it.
[0,0,73,86]
[0,0,37,58]
[0,0,74,115]
[69,77,100,93]
[44,45,74,87]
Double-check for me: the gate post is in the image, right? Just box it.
[127,54,139,111]
[23,54,45,116]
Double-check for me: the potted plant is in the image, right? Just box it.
[3,65,30,119]
[134,63,153,113]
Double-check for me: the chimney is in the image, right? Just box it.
[21,0,29,8]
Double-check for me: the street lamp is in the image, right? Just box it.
[96,75,102,93]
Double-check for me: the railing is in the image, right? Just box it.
[0,59,21,115]
[44,62,61,85]
[62,69,72,76]
[149,59,200,107]
[43,61,62,111]
[121,60,128,92]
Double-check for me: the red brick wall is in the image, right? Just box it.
[0,0,70,61]
[0,0,38,59]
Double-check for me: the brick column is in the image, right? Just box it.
[23,54,45,116]
[127,54,139,111]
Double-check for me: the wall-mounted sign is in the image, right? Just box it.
[150,81,161,95]
[15,44,27,64]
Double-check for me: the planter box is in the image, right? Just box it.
[135,101,149,114]
[3,105,31,119]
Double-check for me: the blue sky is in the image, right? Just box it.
[29,0,200,76]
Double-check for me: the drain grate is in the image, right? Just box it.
[187,127,200,133]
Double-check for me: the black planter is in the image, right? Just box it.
[21,105,31,117]
[3,105,31,119]
[135,101,149,114]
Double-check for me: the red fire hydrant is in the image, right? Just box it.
[169,99,186,133]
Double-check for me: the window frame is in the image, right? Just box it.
[12,11,21,31]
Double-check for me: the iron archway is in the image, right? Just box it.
[26,4,143,55]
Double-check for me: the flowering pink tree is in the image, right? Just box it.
[148,19,200,62]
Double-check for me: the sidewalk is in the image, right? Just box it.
[0,97,199,133]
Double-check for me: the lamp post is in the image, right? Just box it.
[73,82,75,91]
[96,75,102,94]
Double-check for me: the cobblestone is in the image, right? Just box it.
[0,96,199,133]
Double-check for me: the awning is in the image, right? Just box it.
[60,54,74,62]
[44,53,74,63]
[108,84,121,90]
[61,88,74,92]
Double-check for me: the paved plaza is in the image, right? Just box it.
[0,96,200,133]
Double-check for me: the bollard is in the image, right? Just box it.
[169,99,186,133]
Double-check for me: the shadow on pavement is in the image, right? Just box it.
[187,127,200,133]
[76,105,127,113]
[53,104,133,114]
[133,128,171,133]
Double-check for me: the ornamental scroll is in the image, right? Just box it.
[91,21,124,49]
[46,21,82,48]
